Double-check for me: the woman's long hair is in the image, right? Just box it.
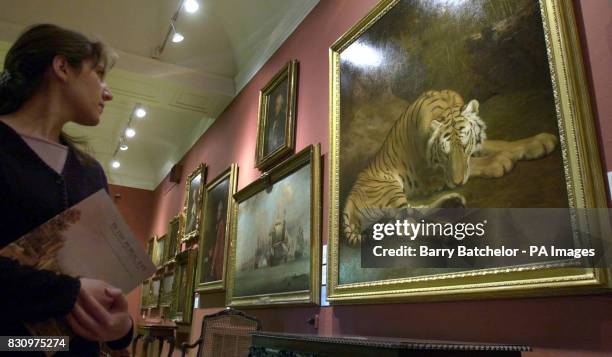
[0,24,115,163]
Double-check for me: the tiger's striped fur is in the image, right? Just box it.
[342,90,486,244]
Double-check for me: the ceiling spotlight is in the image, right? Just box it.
[125,127,136,138]
[184,0,199,13]
[172,32,184,43]
[119,143,129,151]
[135,107,147,118]
[111,160,121,169]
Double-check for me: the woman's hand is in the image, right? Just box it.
[66,278,132,342]
[77,278,114,309]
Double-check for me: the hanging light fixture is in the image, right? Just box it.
[125,127,136,138]
[134,106,147,118]
[184,0,199,13]
[152,0,197,58]
[172,32,184,43]
[171,22,184,43]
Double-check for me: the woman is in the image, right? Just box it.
[0,24,133,355]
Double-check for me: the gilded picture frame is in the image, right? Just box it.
[143,275,161,309]
[167,214,183,262]
[182,164,207,242]
[195,164,239,293]
[255,59,299,170]
[140,279,150,309]
[154,234,167,268]
[170,248,198,324]
[150,275,162,309]
[159,268,175,308]
[328,0,611,303]
[146,236,156,262]
[228,144,321,307]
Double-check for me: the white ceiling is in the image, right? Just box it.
[0,0,318,189]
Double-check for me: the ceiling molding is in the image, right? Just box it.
[106,171,157,191]
[233,0,319,93]
[112,49,236,97]
[153,117,215,187]
[0,19,237,98]
[106,67,233,118]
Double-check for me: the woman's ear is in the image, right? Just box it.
[51,55,70,82]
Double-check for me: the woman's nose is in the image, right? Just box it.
[102,84,113,101]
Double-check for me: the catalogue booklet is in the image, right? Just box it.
[0,189,156,343]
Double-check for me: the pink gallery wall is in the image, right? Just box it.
[108,184,156,325]
[144,1,612,356]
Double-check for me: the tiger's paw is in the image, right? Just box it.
[520,133,557,160]
[430,192,466,208]
[470,151,516,178]
[342,215,364,245]
[344,230,361,245]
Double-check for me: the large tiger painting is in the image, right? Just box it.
[336,0,571,285]
[342,89,558,244]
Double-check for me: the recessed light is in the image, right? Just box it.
[172,32,184,43]
[111,160,121,169]
[119,143,129,151]
[125,128,136,138]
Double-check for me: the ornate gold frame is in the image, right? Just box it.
[140,279,150,310]
[195,164,239,293]
[159,268,175,308]
[146,235,156,262]
[182,164,207,242]
[155,234,167,269]
[167,214,183,263]
[170,248,198,324]
[327,0,611,303]
[228,144,321,307]
[255,59,299,170]
[146,274,162,309]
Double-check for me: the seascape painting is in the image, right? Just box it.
[229,144,321,306]
[234,164,311,297]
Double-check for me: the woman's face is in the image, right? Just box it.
[65,59,113,126]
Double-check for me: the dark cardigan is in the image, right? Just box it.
[0,121,132,356]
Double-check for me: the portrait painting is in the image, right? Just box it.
[328,0,609,302]
[140,280,149,309]
[255,59,298,170]
[160,269,175,308]
[228,145,320,307]
[183,164,207,241]
[170,249,197,324]
[154,234,166,268]
[265,80,288,155]
[167,214,183,262]
[150,276,161,308]
[195,164,238,293]
[146,236,155,261]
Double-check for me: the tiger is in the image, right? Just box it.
[342,89,557,244]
